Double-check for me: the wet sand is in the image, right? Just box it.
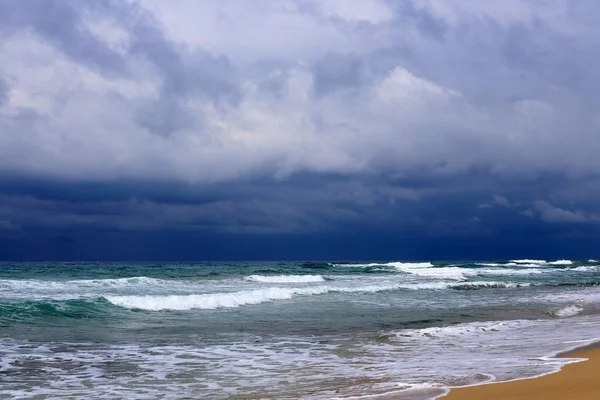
[442,346,600,399]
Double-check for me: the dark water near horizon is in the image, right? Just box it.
[1,259,600,399]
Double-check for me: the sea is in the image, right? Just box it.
[1,259,600,399]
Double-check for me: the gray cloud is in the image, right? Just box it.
[313,53,364,95]
[0,76,7,106]
[533,201,600,224]
[0,0,127,77]
[1,0,600,245]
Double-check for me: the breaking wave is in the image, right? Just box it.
[510,259,546,264]
[450,281,530,290]
[509,259,572,266]
[476,268,545,276]
[331,262,434,269]
[548,260,573,265]
[571,266,599,272]
[0,298,117,321]
[505,263,547,268]
[105,285,404,311]
[105,280,527,311]
[0,276,175,291]
[399,266,476,280]
[394,320,530,339]
[245,275,326,283]
[550,305,583,318]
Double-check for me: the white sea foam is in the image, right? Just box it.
[107,288,304,310]
[400,267,476,280]
[4,315,600,400]
[106,280,527,311]
[330,382,441,400]
[571,266,599,272]
[505,263,544,268]
[551,305,583,318]
[245,275,326,283]
[385,262,435,269]
[396,320,530,339]
[476,268,545,276]
[332,262,527,281]
[106,284,407,311]
[332,261,434,269]
[450,281,530,290]
[330,262,384,267]
[405,282,452,290]
[549,260,573,265]
[589,259,598,262]
[0,276,170,290]
[73,276,170,286]
[510,259,547,264]
[396,265,543,280]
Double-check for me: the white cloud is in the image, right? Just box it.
[316,0,393,24]
[1,0,600,189]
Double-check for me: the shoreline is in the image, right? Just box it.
[440,340,600,399]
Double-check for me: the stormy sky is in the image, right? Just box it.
[1,0,599,260]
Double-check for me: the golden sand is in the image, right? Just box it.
[442,347,600,400]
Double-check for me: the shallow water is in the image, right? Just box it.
[0,260,599,399]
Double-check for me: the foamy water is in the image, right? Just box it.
[0,260,599,399]
[245,274,326,283]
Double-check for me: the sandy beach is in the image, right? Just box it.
[442,345,600,399]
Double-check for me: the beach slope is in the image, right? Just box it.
[442,348,600,400]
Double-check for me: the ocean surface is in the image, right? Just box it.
[1,260,600,399]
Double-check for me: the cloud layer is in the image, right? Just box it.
[1,0,599,259]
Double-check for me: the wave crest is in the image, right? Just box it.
[244,275,325,283]
[105,285,405,311]
[549,260,573,265]
[550,305,583,318]
[510,259,547,264]
[395,320,529,339]
[105,279,527,311]
[331,262,434,269]
[450,281,529,290]
[0,276,173,291]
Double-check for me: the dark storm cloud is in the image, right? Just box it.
[1,0,600,259]
[533,201,600,224]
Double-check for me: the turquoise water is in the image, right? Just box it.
[1,260,600,399]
